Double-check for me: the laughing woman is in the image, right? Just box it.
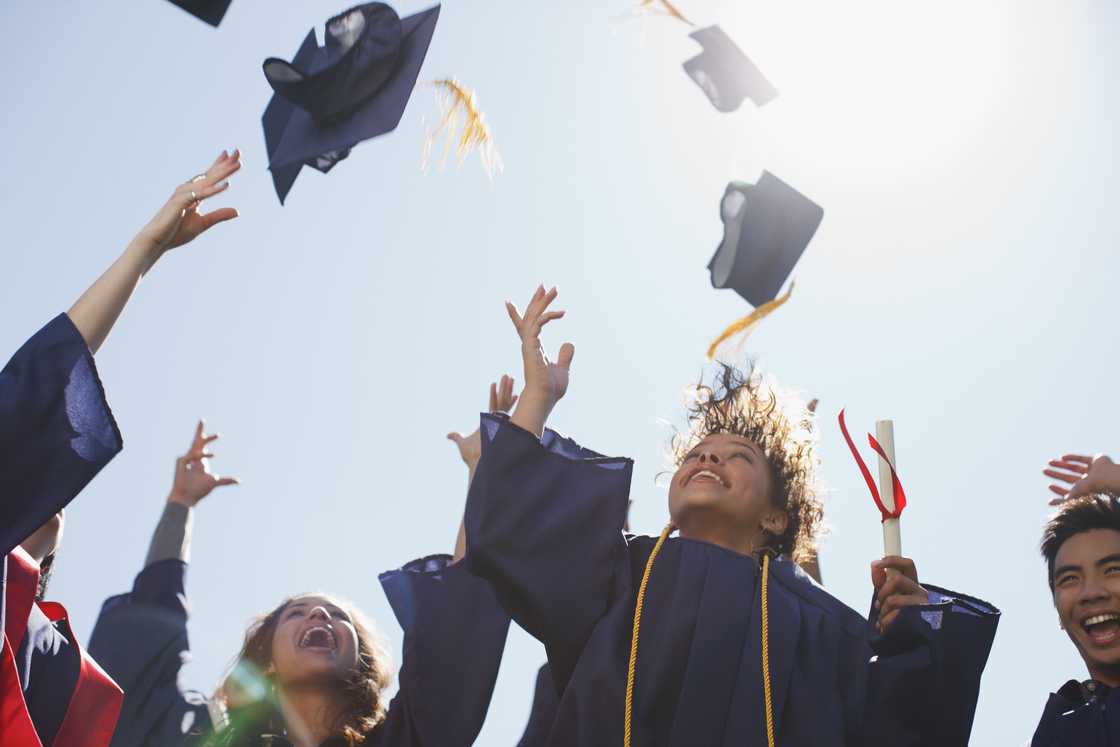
[462,285,1002,746]
[90,390,516,747]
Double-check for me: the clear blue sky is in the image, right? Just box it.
[2,1,1116,743]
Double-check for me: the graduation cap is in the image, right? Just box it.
[706,172,823,358]
[261,3,441,204]
[165,0,232,27]
[683,25,778,112]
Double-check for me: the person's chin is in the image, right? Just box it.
[286,663,347,688]
[672,494,732,525]
[292,650,341,671]
[1076,636,1120,670]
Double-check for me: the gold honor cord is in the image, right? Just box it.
[637,0,695,26]
[761,552,775,747]
[706,282,796,361]
[624,524,673,747]
[624,528,777,747]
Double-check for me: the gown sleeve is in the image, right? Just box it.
[87,559,211,745]
[373,554,511,747]
[463,413,633,691]
[516,664,559,747]
[0,314,122,555]
[862,585,1000,746]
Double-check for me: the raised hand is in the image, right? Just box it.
[168,420,240,508]
[134,150,242,261]
[505,286,574,436]
[489,374,519,414]
[448,375,519,470]
[1045,454,1120,505]
[66,150,243,355]
[871,556,928,632]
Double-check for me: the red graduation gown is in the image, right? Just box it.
[1,548,122,747]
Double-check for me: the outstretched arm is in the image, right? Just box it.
[87,421,239,744]
[67,150,241,354]
[863,556,998,744]
[448,375,519,562]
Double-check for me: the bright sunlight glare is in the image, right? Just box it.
[721,0,1014,177]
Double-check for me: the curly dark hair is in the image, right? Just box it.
[671,362,824,563]
[1040,494,1120,592]
[208,594,393,746]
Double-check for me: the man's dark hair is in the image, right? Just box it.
[1041,495,1120,591]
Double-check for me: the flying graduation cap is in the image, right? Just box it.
[261,2,441,204]
[165,0,232,27]
[706,172,823,358]
[683,26,778,112]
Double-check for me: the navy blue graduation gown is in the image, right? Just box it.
[0,314,122,745]
[87,559,211,745]
[0,314,122,558]
[464,414,1001,746]
[1032,679,1120,746]
[89,554,511,746]
[517,664,558,747]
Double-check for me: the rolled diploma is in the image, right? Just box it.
[875,419,901,557]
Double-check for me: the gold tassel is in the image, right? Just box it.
[637,0,694,26]
[706,282,795,361]
[423,78,503,179]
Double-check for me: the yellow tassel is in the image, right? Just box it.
[624,524,673,747]
[423,78,503,179]
[637,0,694,25]
[705,282,795,361]
[761,552,776,747]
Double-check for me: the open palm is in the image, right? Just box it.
[448,374,520,469]
[169,420,239,508]
[1045,453,1120,504]
[506,286,574,407]
[137,150,242,256]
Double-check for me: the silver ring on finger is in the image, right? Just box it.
[190,190,198,203]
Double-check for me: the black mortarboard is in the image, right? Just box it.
[708,172,823,307]
[165,0,232,27]
[683,25,778,112]
[261,3,441,204]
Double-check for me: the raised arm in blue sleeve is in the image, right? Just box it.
[87,558,210,745]
[0,314,122,555]
[463,413,632,691]
[862,586,1000,745]
[374,554,511,747]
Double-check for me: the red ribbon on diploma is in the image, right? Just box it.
[838,409,907,522]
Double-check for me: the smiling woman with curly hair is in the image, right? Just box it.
[669,362,824,565]
[464,285,1001,747]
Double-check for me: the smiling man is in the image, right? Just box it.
[1034,494,1120,745]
